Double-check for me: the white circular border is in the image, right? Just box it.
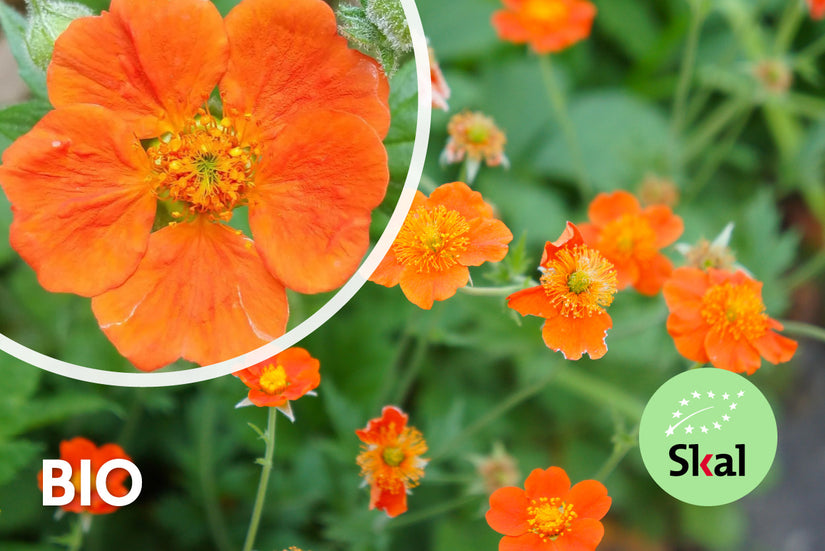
[0,0,432,387]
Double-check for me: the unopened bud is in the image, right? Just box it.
[25,0,93,71]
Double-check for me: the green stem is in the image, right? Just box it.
[775,0,804,54]
[778,320,825,343]
[66,515,86,551]
[594,427,638,482]
[551,366,645,421]
[783,248,825,291]
[672,2,706,139]
[242,407,278,551]
[457,161,468,184]
[538,54,591,198]
[393,333,429,405]
[683,99,748,163]
[387,495,478,529]
[686,108,752,201]
[797,32,825,61]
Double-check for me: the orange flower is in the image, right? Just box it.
[492,0,597,54]
[429,47,451,111]
[370,182,512,309]
[508,222,617,360]
[808,0,825,19]
[663,267,797,375]
[442,111,508,182]
[38,437,132,515]
[486,466,611,551]
[233,347,320,420]
[0,0,389,371]
[579,190,683,296]
[356,406,428,517]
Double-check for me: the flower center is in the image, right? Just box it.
[527,497,577,541]
[394,205,471,273]
[540,245,617,318]
[382,446,406,467]
[600,214,657,260]
[523,0,568,24]
[467,123,490,144]
[259,364,289,395]
[700,281,769,341]
[147,111,258,221]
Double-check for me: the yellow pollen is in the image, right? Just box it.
[600,214,657,260]
[541,245,617,318]
[700,281,769,341]
[147,111,257,221]
[394,205,471,273]
[527,497,577,541]
[523,0,569,24]
[259,364,289,395]
[382,446,406,467]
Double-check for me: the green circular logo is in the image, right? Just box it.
[639,368,777,506]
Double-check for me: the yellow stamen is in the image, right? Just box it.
[394,205,470,273]
[700,281,769,341]
[541,245,617,318]
[259,364,289,395]
[523,0,569,24]
[357,423,427,493]
[599,214,657,260]
[527,497,577,541]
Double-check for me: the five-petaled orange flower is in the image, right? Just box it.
[370,182,513,309]
[508,222,617,360]
[579,190,683,296]
[356,406,428,518]
[233,347,320,420]
[0,0,389,372]
[492,0,597,54]
[808,0,825,19]
[663,267,797,375]
[486,466,611,551]
[38,437,132,515]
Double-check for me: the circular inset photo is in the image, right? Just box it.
[0,0,431,385]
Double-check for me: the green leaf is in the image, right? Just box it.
[14,394,121,436]
[0,100,51,154]
[0,440,42,486]
[597,0,660,61]
[0,3,48,99]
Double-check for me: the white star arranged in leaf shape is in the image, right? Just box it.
[730,402,737,410]
[673,410,682,418]
[685,425,694,434]
[737,390,745,397]
[680,399,689,406]
[713,422,722,430]
[700,425,709,433]
[666,425,675,437]
[692,391,701,399]
[707,391,715,398]
[722,393,730,400]
[722,414,730,421]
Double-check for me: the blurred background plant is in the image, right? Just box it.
[1,0,824,550]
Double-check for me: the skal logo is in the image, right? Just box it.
[639,368,777,506]
[42,458,142,507]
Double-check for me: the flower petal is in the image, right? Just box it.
[507,286,557,319]
[564,480,611,521]
[221,0,389,140]
[555,518,604,551]
[633,253,673,296]
[371,485,407,517]
[49,0,228,138]
[460,217,513,266]
[541,222,584,267]
[525,467,571,500]
[248,109,388,294]
[704,329,761,374]
[92,221,288,372]
[500,532,556,551]
[356,406,408,444]
[399,264,470,310]
[426,181,495,220]
[370,192,428,288]
[541,311,612,360]
[587,191,640,227]
[0,105,155,297]
[643,205,684,249]
[486,486,529,536]
[663,267,708,311]
[752,330,797,365]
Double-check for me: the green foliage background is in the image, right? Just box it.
[0,0,824,550]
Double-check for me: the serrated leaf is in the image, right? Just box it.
[0,3,48,99]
